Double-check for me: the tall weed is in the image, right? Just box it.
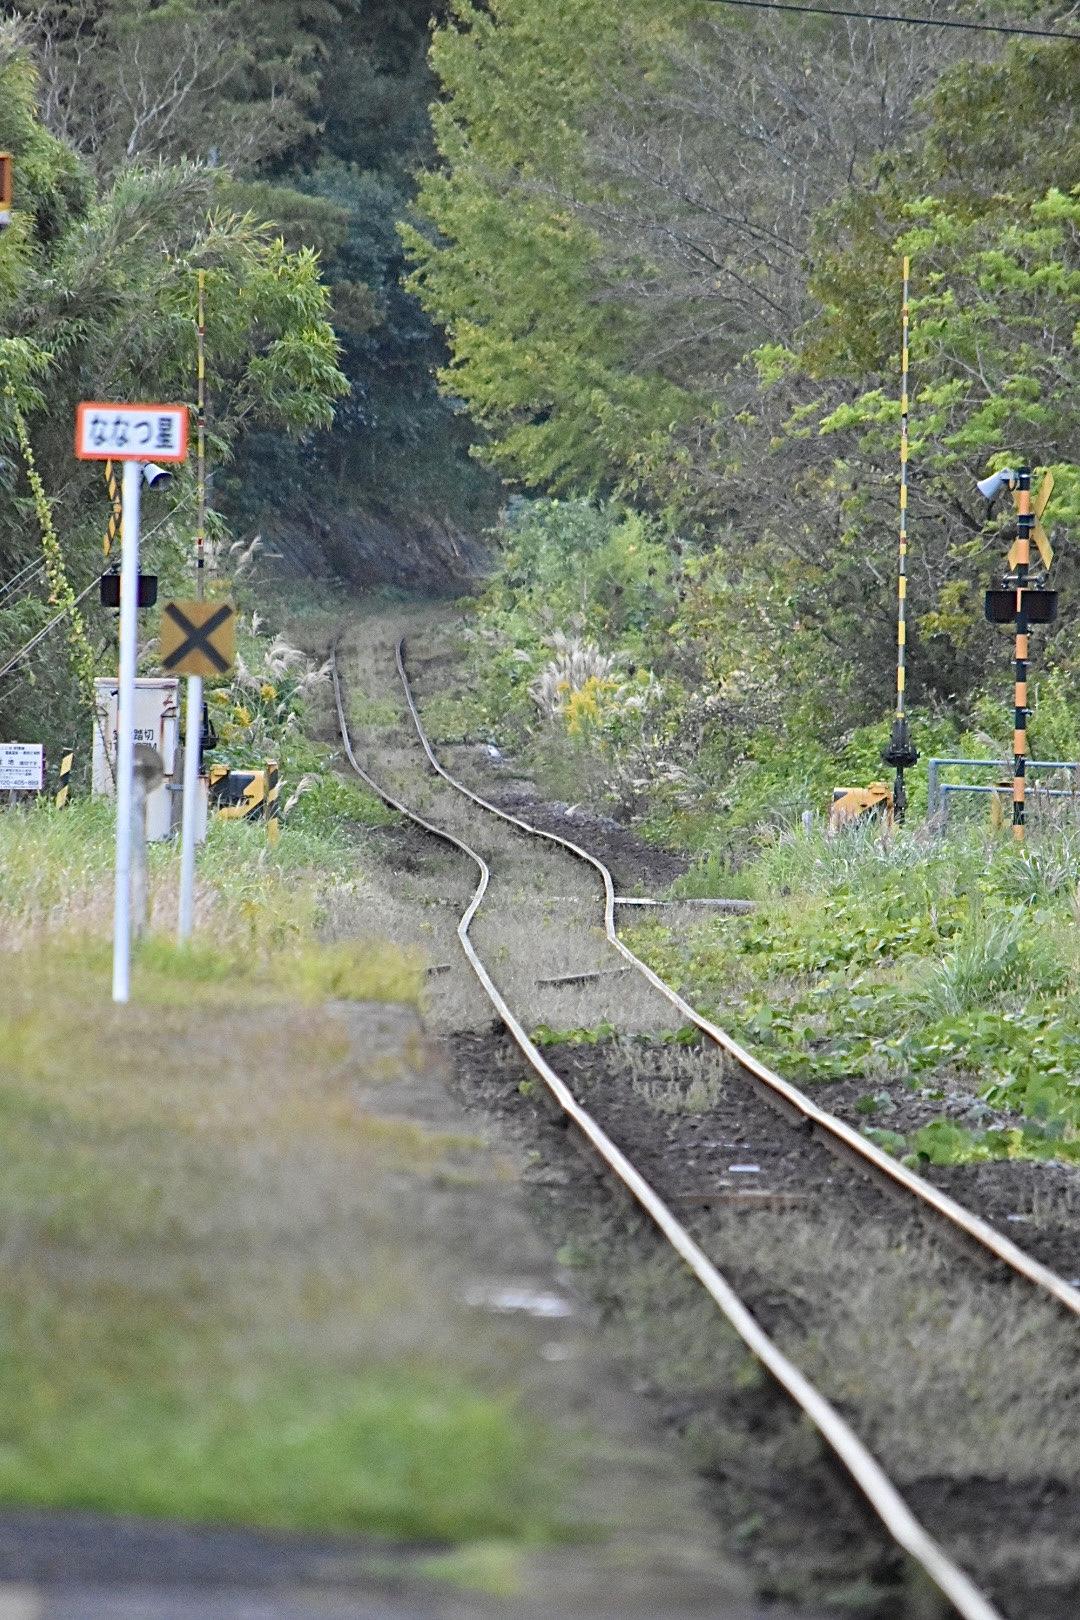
[914,913,1042,1020]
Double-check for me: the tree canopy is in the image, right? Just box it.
[0,21,347,747]
[408,2,1080,741]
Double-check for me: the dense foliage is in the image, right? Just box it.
[409,2,1080,759]
[0,22,349,755]
[4,3,495,609]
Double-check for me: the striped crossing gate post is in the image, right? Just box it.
[104,462,121,557]
[881,256,918,817]
[55,749,73,808]
[1013,467,1032,842]
[266,760,280,847]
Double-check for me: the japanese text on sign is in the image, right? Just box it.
[0,743,44,792]
[75,403,188,464]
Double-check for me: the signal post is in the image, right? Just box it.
[1012,470,1032,840]
[75,401,188,1001]
[981,462,1058,845]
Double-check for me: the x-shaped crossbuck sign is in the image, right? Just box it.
[159,599,236,677]
[1008,471,1055,572]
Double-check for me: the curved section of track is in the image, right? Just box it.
[392,640,1080,1323]
[331,641,1003,1620]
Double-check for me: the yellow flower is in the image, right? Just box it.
[233,704,252,726]
[564,675,616,736]
[260,682,277,702]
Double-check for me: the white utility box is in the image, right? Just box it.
[93,677,180,842]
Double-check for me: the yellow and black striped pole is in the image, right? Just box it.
[1013,466,1032,842]
[54,749,73,809]
[882,256,918,818]
[103,460,121,557]
[266,760,280,847]
[196,269,207,599]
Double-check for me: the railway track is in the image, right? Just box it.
[332,632,1080,1620]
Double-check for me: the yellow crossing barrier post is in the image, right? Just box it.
[1012,468,1032,841]
[881,257,918,820]
[54,749,73,808]
[980,461,1060,846]
[103,461,121,557]
[266,760,280,847]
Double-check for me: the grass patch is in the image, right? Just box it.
[0,642,608,1555]
[0,1332,574,1543]
[0,798,421,1003]
[0,938,587,1543]
[417,1539,530,1598]
[629,822,1080,1163]
[0,790,590,1543]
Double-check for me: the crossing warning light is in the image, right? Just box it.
[0,154,12,231]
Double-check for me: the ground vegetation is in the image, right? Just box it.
[423,584,1080,1168]
[627,817,1080,1167]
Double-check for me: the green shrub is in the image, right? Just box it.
[286,772,395,836]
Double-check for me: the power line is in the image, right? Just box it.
[0,570,105,685]
[704,0,1080,41]
[0,498,196,688]
[0,556,45,607]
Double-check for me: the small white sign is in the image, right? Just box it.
[0,742,44,791]
[75,402,188,463]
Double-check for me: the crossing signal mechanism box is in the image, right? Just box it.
[92,677,181,841]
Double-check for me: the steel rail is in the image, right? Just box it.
[393,638,1080,1323]
[331,642,1003,1620]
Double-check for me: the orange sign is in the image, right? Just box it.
[75,402,188,463]
[0,154,12,230]
[76,403,187,463]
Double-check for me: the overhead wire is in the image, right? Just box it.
[0,497,197,689]
[0,569,106,685]
[0,555,46,607]
[702,0,1080,39]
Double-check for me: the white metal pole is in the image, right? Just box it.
[179,267,208,944]
[132,766,149,940]
[177,673,202,941]
[112,460,142,1003]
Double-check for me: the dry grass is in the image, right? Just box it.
[618,1040,728,1114]
[555,1037,1080,1495]
[562,1184,1080,1607]
[771,1217,1080,1484]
